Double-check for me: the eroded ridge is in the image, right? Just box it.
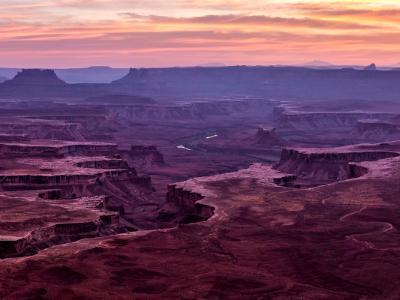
[274,143,400,187]
[0,139,158,258]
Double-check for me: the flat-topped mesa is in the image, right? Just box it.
[3,69,67,86]
[364,63,377,71]
[252,127,286,147]
[354,119,400,141]
[274,147,399,186]
[112,68,149,84]
[275,111,394,131]
[273,105,396,131]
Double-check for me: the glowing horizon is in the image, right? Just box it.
[1,0,400,68]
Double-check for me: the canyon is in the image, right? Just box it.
[0,67,399,299]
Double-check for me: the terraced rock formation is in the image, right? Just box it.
[0,139,161,258]
[1,142,399,298]
[274,144,399,186]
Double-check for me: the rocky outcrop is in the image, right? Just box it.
[0,69,119,98]
[54,221,100,235]
[38,189,63,200]
[0,238,29,259]
[129,175,153,189]
[166,185,204,211]
[274,148,398,186]
[0,213,120,259]
[3,69,67,86]
[75,159,130,170]
[364,63,377,71]
[163,184,214,224]
[251,127,286,147]
[112,68,149,84]
[0,142,156,242]
[273,175,298,187]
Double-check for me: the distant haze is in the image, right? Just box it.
[0,1,400,67]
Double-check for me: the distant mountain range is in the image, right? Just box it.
[0,67,129,84]
[2,66,400,102]
[2,63,400,84]
[299,61,400,70]
[298,61,369,69]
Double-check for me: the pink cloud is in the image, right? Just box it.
[0,1,399,67]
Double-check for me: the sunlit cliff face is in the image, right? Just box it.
[0,0,399,67]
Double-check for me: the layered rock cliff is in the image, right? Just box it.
[0,212,120,259]
[275,111,394,131]
[107,99,273,123]
[0,141,118,158]
[162,184,214,224]
[353,120,400,142]
[274,147,399,186]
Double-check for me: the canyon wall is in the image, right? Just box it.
[0,143,118,158]
[275,112,395,131]
[0,213,119,259]
[274,148,398,186]
[164,184,214,224]
[353,120,400,141]
[108,99,273,123]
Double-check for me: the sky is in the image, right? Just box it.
[1,0,400,68]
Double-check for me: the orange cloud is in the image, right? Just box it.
[0,0,399,67]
